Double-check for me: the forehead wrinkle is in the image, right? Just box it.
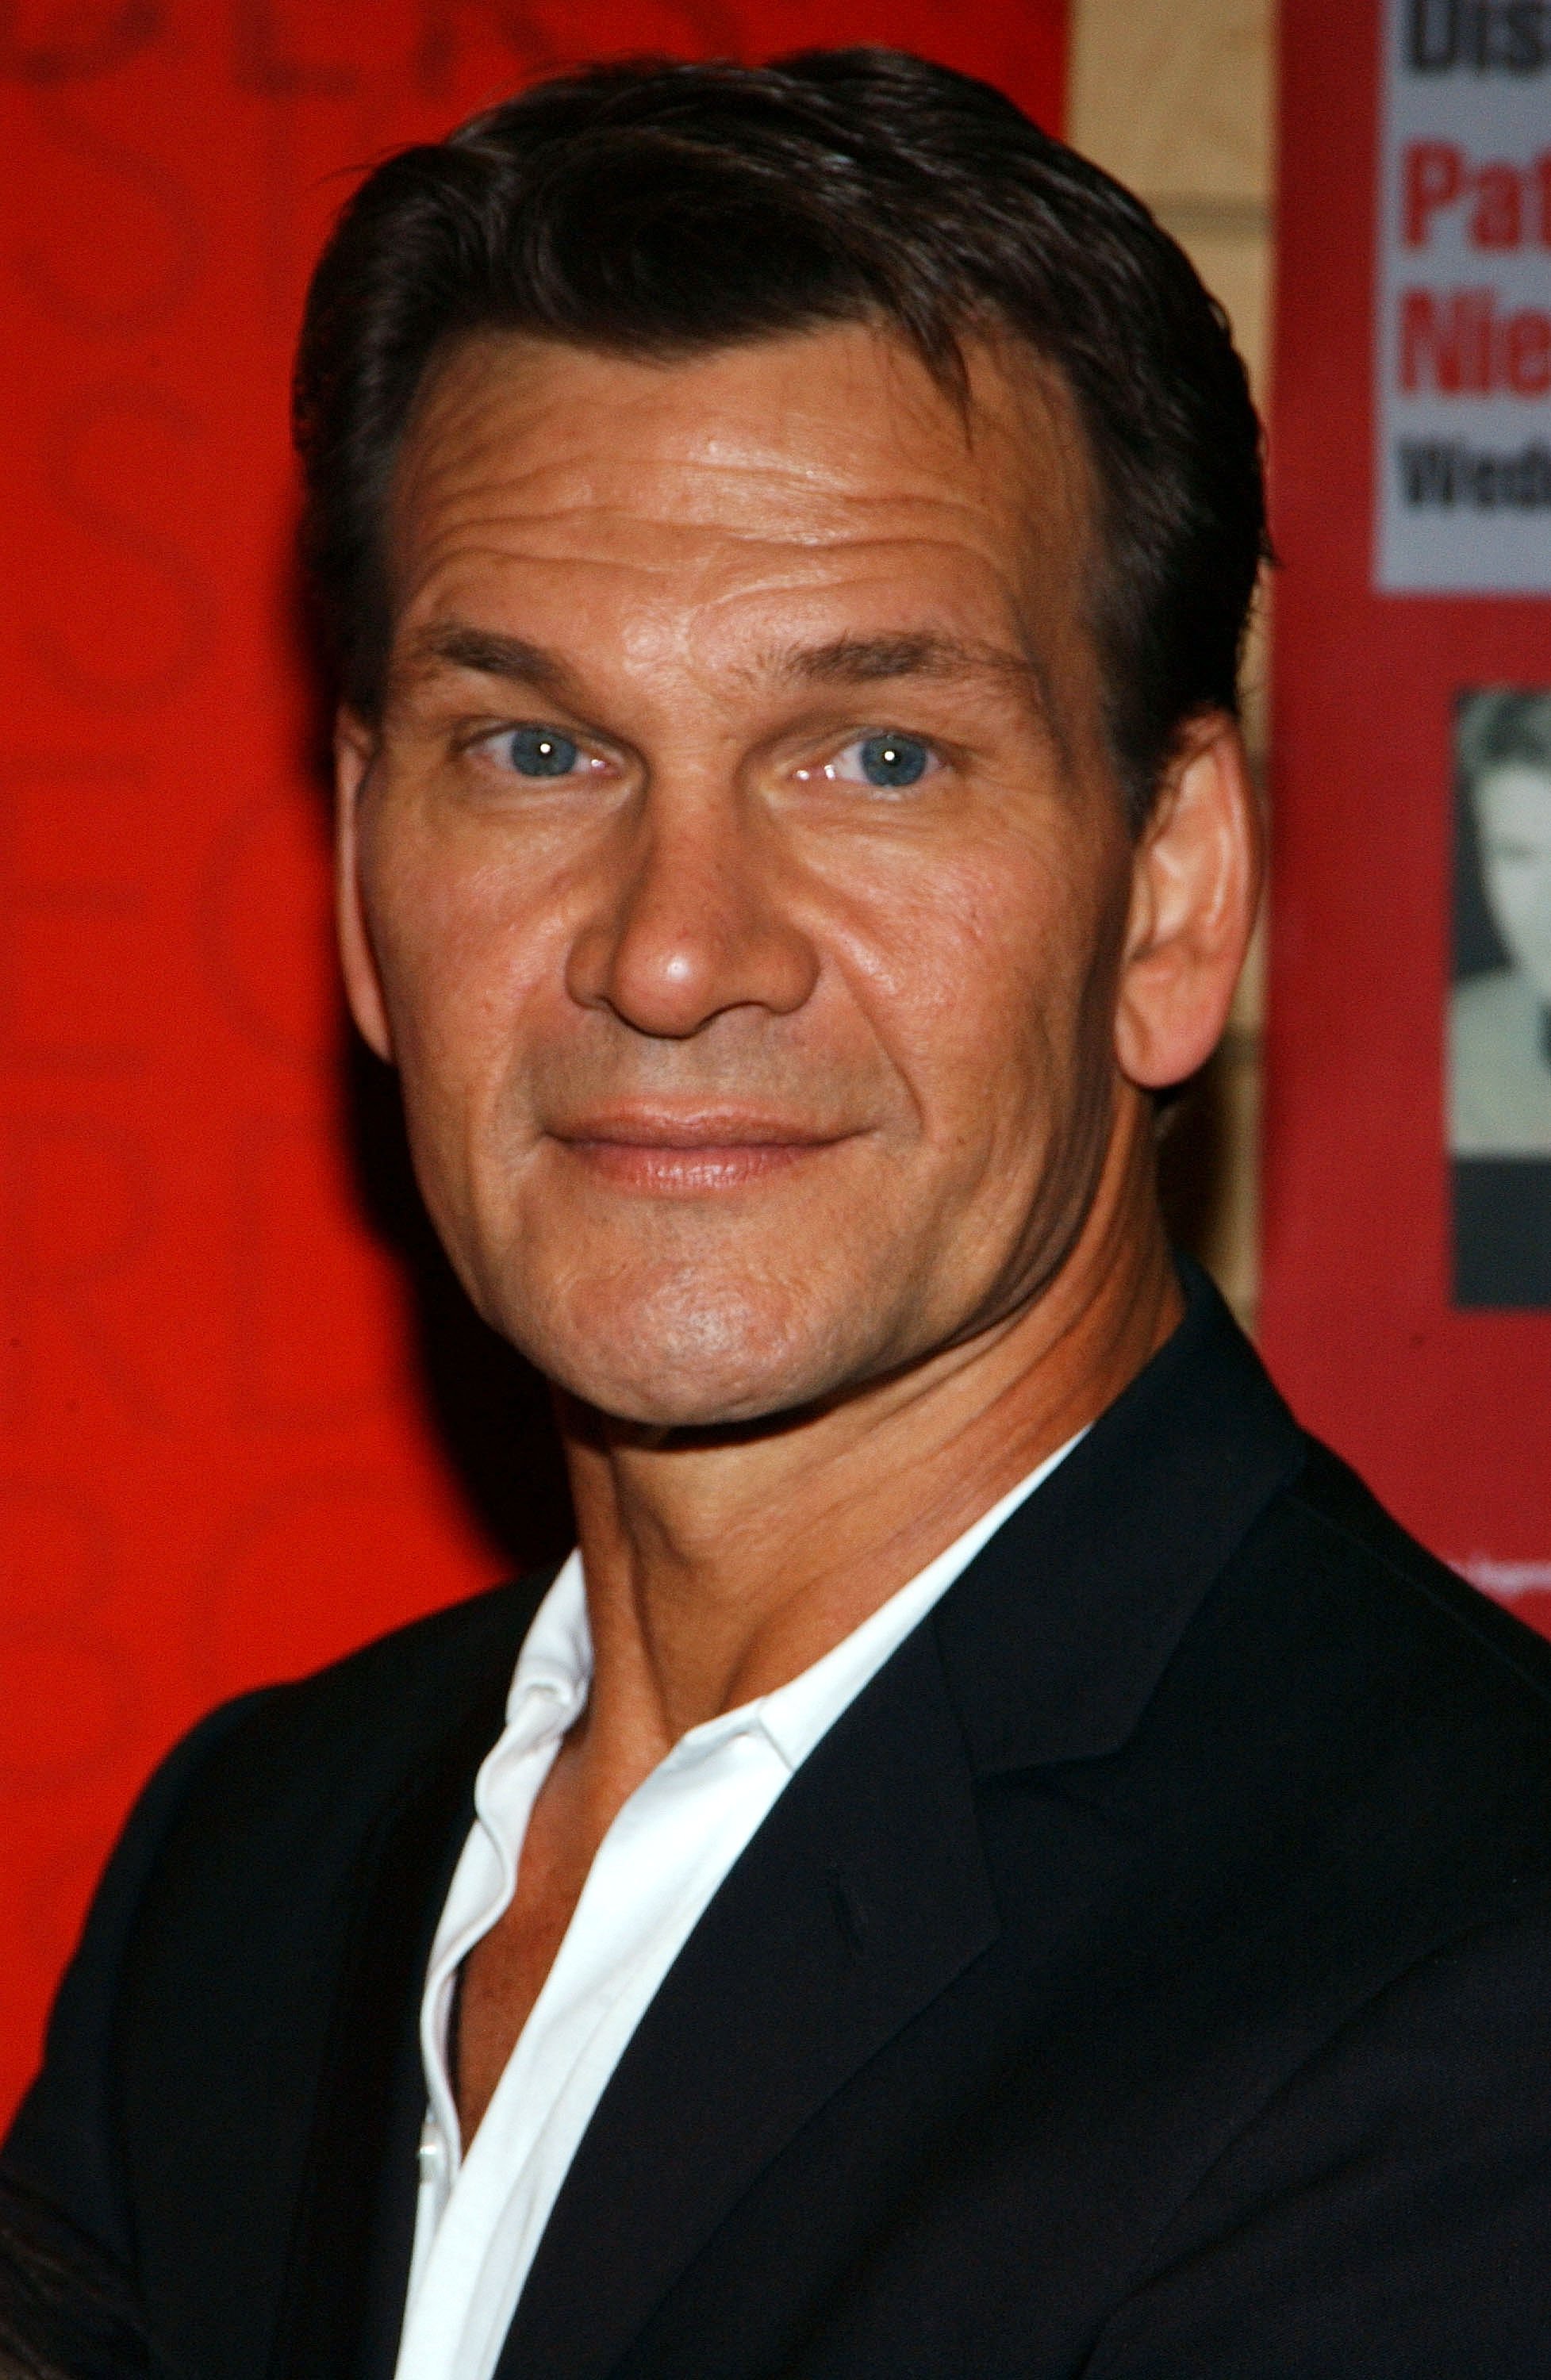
[406,496,1008,570]
[397,323,1092,604]
[394,524,1050,667]
[405,383,1000,504]
[391,444,1077,745]
[397,405,1019,549]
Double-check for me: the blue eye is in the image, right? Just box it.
[505,727,579,777]
[858,734,929,788]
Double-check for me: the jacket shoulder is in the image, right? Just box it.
[1,1576,546,2301]
[1172,1431,1551,1950]
[217,1571,550,1775]
[1280,1436,1551,1714]
[1097,1424,1551,2018]
[114,1572,551,1926]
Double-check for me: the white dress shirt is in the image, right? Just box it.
[392,1432,1084,2380]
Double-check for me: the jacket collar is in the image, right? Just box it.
[497,1266,1304,2380]
[934,1256,1306,1775]
[496,1610,999,2380]
[275,1261,1303,2380]
[269,1581,554,2380]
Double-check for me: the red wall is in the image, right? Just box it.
[1,0,1065,2129]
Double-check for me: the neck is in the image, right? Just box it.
[556,1098,1179,1780]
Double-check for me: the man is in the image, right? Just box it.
[8,48,1551,2380]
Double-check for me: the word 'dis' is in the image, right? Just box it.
[1408,0,1551,71]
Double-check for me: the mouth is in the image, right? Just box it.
[548,1109,856,1194]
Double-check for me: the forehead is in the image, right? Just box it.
[1478,762,1551,841]
[386,323,1095,667]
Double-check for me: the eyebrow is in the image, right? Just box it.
[394,620,1057,735]
[774,631,1038,694]
[394,624,583,703]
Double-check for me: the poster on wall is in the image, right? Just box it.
[1263,0,1551,1633]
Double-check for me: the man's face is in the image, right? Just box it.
[338,324,1143,1427]
[1478,762,1551,1005]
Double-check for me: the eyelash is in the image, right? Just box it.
[795,732,941,791]
[472,724,609,781]
[468,723,944,790]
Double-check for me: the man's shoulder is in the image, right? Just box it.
[259,1568,549,1733]
[178,1571,551,1818]
[1203,1434,1551,1878]
[98,1579,549,2082]
[1030,1423,1551,2158]
[94,1572,551,1943]
[1,1574,552,2268]
[1273,1435,1551,1717]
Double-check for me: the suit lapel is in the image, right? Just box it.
[287,1571,567,2377]
[266,1664,521,2380]
[254,1264,1293,2380]
[935,1261,1307,1778]
[496,1615,998,2380]
[497,1266,1304,2380]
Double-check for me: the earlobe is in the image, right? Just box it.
[334,710,396,1065]
[1113,715,1262,1092]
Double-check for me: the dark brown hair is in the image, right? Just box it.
[294,48,1266,828]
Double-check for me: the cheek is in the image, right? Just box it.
[359,811,539,1081]
[837,839,1113,1146]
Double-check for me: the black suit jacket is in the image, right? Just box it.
[9,1266,1551,2378]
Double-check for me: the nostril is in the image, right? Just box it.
[562,808,822,1036]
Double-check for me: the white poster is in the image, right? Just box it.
[1376,0,1551,592]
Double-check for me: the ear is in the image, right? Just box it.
[1114,713,1262,1091]
[334,708,395,1065]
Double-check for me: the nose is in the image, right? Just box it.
[565,785,820,1038]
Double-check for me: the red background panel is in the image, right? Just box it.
[0,0,1065,2127]
[1263,5,1551,1606]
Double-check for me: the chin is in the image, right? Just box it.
[504,1272,863,1430]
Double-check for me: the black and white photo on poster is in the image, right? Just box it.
[1450,686,1551,1304]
